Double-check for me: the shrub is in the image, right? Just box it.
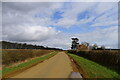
[73,50,120,74]
[67,50,77,54]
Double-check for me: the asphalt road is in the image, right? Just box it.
[11,52,73,78]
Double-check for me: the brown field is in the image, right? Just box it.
[2,49,55,66]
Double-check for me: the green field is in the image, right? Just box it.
[1,52,57,77]
[68,53,120,78]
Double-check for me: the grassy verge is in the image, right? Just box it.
[2,49,54,66]
[68,53,120,78]
[2,51,57,77]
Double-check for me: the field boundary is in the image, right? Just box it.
[67,53,87,78]
[68,53,120,78]
[2,52,57,78]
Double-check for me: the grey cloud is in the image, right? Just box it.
[2,2,63,27]
[3,2,55,14]
[3,25,58,42]
[26,26,118,49]
[2,2,118,49]
[0,2,2,41]
[2,2,64,43]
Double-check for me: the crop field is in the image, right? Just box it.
[2,49,55,66]
[2,52,57,77]
[1,49,58,78]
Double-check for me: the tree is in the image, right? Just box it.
[81,42,89,46]
[101,45,105,50]
[71,38,79,50]
[92,44,98,50]
[1,41,62,50]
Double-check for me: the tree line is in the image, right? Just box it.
[71,38,105,50]
[1,41,62,50]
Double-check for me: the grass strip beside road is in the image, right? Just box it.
[2,51,57,77]
[68,53,120,78]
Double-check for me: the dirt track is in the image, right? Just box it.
[11,52,73,78]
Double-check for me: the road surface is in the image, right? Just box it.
[11,52,73,78]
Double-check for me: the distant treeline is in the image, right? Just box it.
[1,41,62,50]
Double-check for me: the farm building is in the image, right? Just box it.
[77,44,89,52]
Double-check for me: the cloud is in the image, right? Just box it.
[75,26,118,48]
[26,32,72,49]
[55,18,77,28]
[0,2,2,41]
[53,2,118,28]
[3,25,59,42]
[2,2,118,49]
[2,2,62,42]
[54,2,97,28]
[2,2,63,27]
[29,26,118,49]
[93,2,117,14]
[2,0,120,2]
[91,21,118,27]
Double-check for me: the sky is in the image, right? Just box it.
[1,1,119,49]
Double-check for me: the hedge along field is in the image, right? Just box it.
[68,50,120,74]
[2,52,57,77]
[68,53,120,78]
[2,49,55,66]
